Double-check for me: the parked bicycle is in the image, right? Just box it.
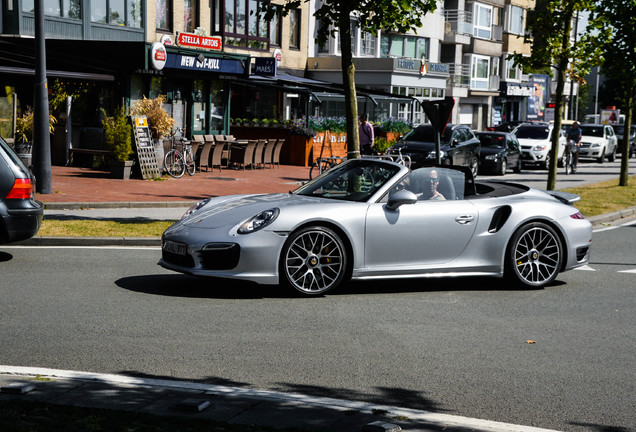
[164,128,195,178]
[309,156,346,179]
[564,139,577,175]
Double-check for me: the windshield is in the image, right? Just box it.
[477,134,505,148]
[580,126,604,137]
[515,126,549,140]
[294,159,401,202]
[402,125,451,143]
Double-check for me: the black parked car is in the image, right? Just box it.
[611,124,636,159]
[475,131,522,175]
[388,124,481,177]
[0,136,43,244]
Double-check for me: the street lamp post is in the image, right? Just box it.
[32,0,52,194]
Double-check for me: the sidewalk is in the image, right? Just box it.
[0,367,559,432]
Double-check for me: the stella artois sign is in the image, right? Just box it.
[177,32,222,51]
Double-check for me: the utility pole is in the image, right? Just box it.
[32,0,52,193]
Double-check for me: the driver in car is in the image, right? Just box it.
[419,169,446,201]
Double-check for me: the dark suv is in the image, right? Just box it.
[388,124,481,177]
[0,136,43,244]
[611,124,635,159]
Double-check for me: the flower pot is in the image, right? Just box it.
[109,160,134,179]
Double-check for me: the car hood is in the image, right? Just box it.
[581,136,605,143]
[480,146,505,156]
[517,137,550,146]
[179,193,327,229]
[396,141,448,152]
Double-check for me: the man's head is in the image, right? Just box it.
[573,121,579,128]
[428,170,439,192]
[359,114,367,122]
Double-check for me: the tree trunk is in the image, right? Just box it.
[619,89,632,186]
[546,6,574,191]
[338,7,359,160]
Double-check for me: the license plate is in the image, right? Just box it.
[163,240,187,255]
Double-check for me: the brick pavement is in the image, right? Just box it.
[36,164,312,204]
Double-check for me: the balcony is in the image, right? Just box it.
[443,10,473,45]
[448,63,471,88]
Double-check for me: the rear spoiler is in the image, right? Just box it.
[546,190,581,205]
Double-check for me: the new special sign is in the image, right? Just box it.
[177,32,222,51]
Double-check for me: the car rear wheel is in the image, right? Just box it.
[505,222,563,288]
[280,226,348,296]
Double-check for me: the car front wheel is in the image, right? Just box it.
[469,156,479,178]
[505,222,563,288]
[498,159,507,176]
[280,226,348,296]
[597,148,605,163]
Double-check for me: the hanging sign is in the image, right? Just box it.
[177,32,222,51]
[150,42,167,70]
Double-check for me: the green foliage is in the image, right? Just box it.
[373,137,394,154]
[380,118,412,134]
[101,106,133,162]
[15,107,57,143]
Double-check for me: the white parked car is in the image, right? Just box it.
[515,123,566,169]
[578,124,618,163]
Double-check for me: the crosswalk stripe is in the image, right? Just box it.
[575,265,596,271]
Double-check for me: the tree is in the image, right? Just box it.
[510,0,594,190]
[584,0,636,186]
[264,0,437,158]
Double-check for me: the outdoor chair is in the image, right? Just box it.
[262,139,275,169]
[229,140,256,170]
[210,141,226,172]
[198,141,214,172]
[253,139,266,169]
[272,139,285,168]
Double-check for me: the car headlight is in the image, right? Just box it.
[181,198,211,219]
[238,208,280,234]
[533,144,547,152]
[591,143,601,148]
[426,150,446,159]
[485,154,499,160]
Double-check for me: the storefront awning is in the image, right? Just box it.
[0,65,114,81]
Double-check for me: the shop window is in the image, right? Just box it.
[89,0,141,26]
[184,0,199,33]
[156,0,172,31]
[224,0,269,50]
[472,2,493,39]
[289,9,301,49]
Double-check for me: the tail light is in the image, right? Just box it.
[6,178,34,199]
[570,211,584,220]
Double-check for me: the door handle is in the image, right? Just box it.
[455,215,475,225]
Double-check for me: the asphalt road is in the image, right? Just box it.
[1,220,634,432]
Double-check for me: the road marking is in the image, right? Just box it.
[0,365,559,432]
[575,265,596,271]
[618,269,636,274]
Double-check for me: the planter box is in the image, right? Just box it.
[109,160,134,179]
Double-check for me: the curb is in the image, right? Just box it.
[43,201,197,210]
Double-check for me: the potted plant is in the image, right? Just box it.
[14,107,57,166]
[130,96,175,163]
[102,106,134,179]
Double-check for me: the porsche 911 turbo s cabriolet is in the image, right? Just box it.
[159,159,592,296]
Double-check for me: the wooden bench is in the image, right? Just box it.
[69,148,113,167]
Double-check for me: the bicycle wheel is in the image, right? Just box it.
[309,160,330,179]
[164,150,185,178]
[564,151,571,175]
[185,149,196,176]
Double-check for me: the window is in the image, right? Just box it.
[184,0,198,33]
[269,5,281,46]
[289,9,301,49]
[473,3,492,39]
[380,35,429,59]
[156,0,171,30]
[91,0,140,26]
[360,31,376,56]
[506,5,524,35]
[37,0,81,19]
[470,55,490,89]
[505,56,521,81]
[224,0,269,49]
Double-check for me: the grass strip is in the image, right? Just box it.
[563,175,635,217]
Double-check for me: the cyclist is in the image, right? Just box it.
[566,121,582,172]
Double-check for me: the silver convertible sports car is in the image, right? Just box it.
[159,159,592,296]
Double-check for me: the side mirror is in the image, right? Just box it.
[450,139,459,148]
[387,189,417,210]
